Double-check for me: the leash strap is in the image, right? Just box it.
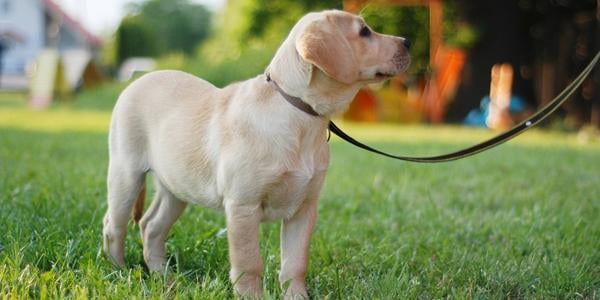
[329,51,600,163]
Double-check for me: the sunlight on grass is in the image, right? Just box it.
[0,107,110,133]
[1,95,598,153]
[0,92,27,107]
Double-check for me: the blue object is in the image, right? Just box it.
[464,96,527,127]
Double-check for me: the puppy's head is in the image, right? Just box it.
[295,10,410,85]
[266,10,411,116]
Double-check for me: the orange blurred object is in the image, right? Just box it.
[422,47,466,123]
[344,89,379,122]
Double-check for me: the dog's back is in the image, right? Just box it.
[110,71,218,167]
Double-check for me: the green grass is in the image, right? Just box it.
[1,92,599,298]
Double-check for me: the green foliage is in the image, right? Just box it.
[241,0,343,41]
[155,52,189,71]
[198,0,342,67]
[99,33,118,69]
[155,47,274,88]
[116,0,211,64]
[189,48,274,88]
[116,15,159,64]
[442,1,479,49]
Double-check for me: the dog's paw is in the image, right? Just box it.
[282,281,308,300]
[231,272,263,299]
[102,217,126,267]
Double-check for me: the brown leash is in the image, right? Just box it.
[267,50,600,163]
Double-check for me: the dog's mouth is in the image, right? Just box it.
[375,71,395,78]
[373,54,411,80]
[372,70,400,82]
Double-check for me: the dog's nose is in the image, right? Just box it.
[403,38,411,50]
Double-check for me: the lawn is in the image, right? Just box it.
[1,89,599,298]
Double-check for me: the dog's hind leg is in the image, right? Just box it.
[139,179,187,271]
[103,161,146,267]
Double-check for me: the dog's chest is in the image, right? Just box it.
[261,166,326,221]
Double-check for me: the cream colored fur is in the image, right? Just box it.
[102,10,410,298]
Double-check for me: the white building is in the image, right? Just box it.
[0,0,101,78]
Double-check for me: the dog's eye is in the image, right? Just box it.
[359,26,371,37]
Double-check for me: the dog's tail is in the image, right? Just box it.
[132,183,146,224]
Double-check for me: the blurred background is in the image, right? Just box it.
[0,0,598,133]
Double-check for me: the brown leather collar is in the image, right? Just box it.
[266,73,320,117]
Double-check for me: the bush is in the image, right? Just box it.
[156,46,276,87]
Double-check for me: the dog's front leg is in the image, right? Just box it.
[225,201,264,298]
[279,196,318,299]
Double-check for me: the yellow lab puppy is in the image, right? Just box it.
[103,9,410,298]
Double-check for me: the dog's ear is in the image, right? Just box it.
[296,17,358,85]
